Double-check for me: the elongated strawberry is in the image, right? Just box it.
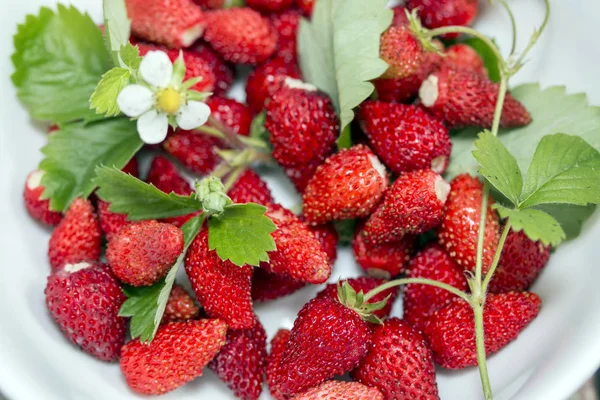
[403,244,468,332]
[246,57,302,114]
[358,101,451,174]
[194,43,235,95]
[185,229,255,329]
[48,198,101,271]
[406,0,479,39]
[444,44,487,75]
[162,283,200,324]
[271,9,301,62]
[251,268,306,302]
[267,329,291,400]
[97,199,130,241]
[423,292,541,369]
[293,381,385,400]
[45,262,126,361]
[307,222,338,263]
[420,66,532,129]
[364,170,450,244]
[204,8,277,64]
[227,169,273,205]
[248,0,294,13]
[380,25,424,79]
[127,0,205,48]
[23,170,62,226]
[107,220,184,286]
[352,318,439,399]
[209,320,268,400]
[120,319,228,395]
[303,145,388,225]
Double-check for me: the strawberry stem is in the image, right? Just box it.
[498,0,518,56]
[473,300,493,400]
[481,220,513,293]
[223,165,245,192]
[362,278,470,303]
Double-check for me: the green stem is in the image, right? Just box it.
[223,166,245,192]
[499,0,518,56]
[363,278,470,303]
[473,300,493,400]
[510,0,551,75]
[482,220,513,293]
[474,183,491,285]
[211,162,233,179]
[196,125,227,140]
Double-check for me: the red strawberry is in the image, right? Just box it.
[97,199,130,241]
[120,319,228,395]
[423,292,541,369]
[307,222,338,263]
[48,198,101,271]
[271,9,301,62]
[194,43,235,95]
[207,95,253,136]
[185,229,255,329]
[406,0,479,39]
[293,381,385,400]
[127,0,205,48]
[262,204,331,284]
[121,157,140,177]
[352,318,439,399]
[391,6,410,26]
[403,244,468,332]
[296,0,315,16]
[251,268,306,302]
[204,8,278,64]
[45,262,126,361]
[283,160,320,193]
[107,220,184,286]
[209,320,268,400]
[163,129,223,175]
[267,329,291,400]
[364,170,450,244]
[193,0,224,9]
[358,101,451,175]
[419,66,532,129]
[246,57,302,114]
[444,44,487,76]
[488,230,551,293]
[227,169,274,205]
[448,172,483,197]
[162,283,200,324]
[23,170,62,226]
[437,174,500,272]
[303,145,388,225]
[266,78,338,168]
[379,25,424,79]
[247,0,294,13]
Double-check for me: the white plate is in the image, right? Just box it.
[1,1,600,399]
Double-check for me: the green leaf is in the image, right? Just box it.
[473,130,523,206]
[90,68,131,117]
[519,133,600,208]
[462,37,501,82]
[94,166,203,220]
[208,203,277,266]
[11,5,110,123]
[495,205,565,246]
[534,203,596,241]
[298,0,392,148]
[39,119,143,212]
[103,0,131,66]
[120,43,142,70]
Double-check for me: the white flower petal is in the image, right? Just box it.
[176,101,211,130]
[116,85,154,117]
[137,110,169,144]
[140,51,173,88]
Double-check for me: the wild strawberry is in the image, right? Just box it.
[270,9,301,62]
[251,268,306,302]
[209,320,268,400]
[423,292,541,369]
[266,78,338,168]
[107,220,184,286]
[185,229,255,329]
[403,244,468,332]
[262,204,331,284]
[488,230,551,293]
[126,0,205,48]
[379,25,424,79]
[296,0,315,16]
[248,0,294,13]
[303,145,388,225]
[227,169,274,205]
[207,95,253,135]
[307,222,338,263]
[23,170,62,226]
[419,66,532,129]
[48,198,101,271]
[120,319,228,395]
[283,160,320,193]
[437,174,500,272]
[45,262,127,361]
[444,44,487,75]
[192,0,223,9]
[358,101,451,175]
[391,5,410,26]
[162,283,200,324]
[121,157,140,177]
[352,318,439,399]
[267,329,291,400]
[194,43,235,95]
[364,170,450,244]
[406,0,479,39]
[97,199,130,241]
[163,129,222,175]
[294,381,385,400]
[246,57,302,114]
[204,8,278,64]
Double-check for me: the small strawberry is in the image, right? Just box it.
[267,329,291,400]
[358,101,451,175]
[121,157,140,177]
[97,199,130,241]
[209,320,268,400]
[423,292,541,369]
[437,174,500,272]
[488,230,551,293]
[270,9,301,62]
[227,169,274,205]
[266,78,338,168]
[352,318,439,399]
[192,0,224,9]
[207,95,253,136]
[419,66,532,129]
[163,129,223,175]
[391,5,410,26]
[296,0,314,16]
[363,170,450,244]
[204,8,278,64]
[283,160,320,193]
[379,25,424,79]
[48,198,102,271]
[45,262,127,361]
[106,220,184,286]
[185,229,256,329]
[406,0,479,39]
[293,381,385,400]
[246,57,302,114]
[247,0,294,13]
[303,145,388,225]
[251,268,306,302]
[403,244,468,332]
[126,0,205,48]
[120,319,228,395]
[23,170,62,226]
[162,283,200,324]
[194,43,235,95]
[307,222,338,263]
[444,44,487,76]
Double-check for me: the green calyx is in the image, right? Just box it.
[337,282,390,325]
[405,9,442,55]
[194,176,232,213]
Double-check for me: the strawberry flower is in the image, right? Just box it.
[117,50,211,144]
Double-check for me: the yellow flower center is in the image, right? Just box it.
[157,88,182,115]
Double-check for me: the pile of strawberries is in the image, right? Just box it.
[24,0,550,398]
